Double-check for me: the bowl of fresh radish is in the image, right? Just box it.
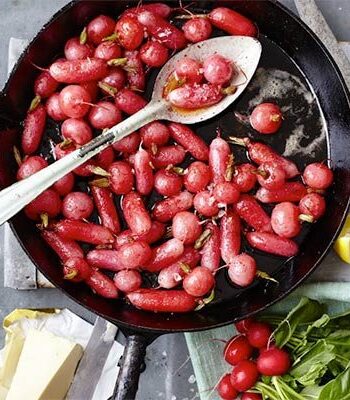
[1,1,350,398]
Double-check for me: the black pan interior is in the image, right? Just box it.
[1,0,350,333]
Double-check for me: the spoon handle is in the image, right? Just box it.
[0,100,165,226]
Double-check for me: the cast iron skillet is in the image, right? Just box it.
[1,0,350,398]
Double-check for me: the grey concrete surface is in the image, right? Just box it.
[0,1,350,399]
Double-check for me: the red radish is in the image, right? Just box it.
[193,190,219,217]
[62,192,94,220]
[41,230,83,262]
[257,347,291,376]
[22,104,46,155]
[183,266,215,297]
[151,145,186,169]
[86,249,128,271]
[299,193,326,220]
[16,156,48,180]
[200,223,221,273]
[184,161,211,193]
[34,71,58,98]
[61,118,93,145]
[115,88,147,115]
[24,189,61,221]
[230,360,259,392]
[137,11,187,50]
[99,67,126,94]
[242,393,262,400]
[140,3,171,17]
[256,182,307,203]
[136,221,167,244]
[246,232,299,257]
[59,85,91,118]
[224,335,253,365]
[217,374,238,400]
[228,253,257,287]
[140,41,169,67]
[158,247,200,289]
[63,257,91,282]
[90,185,121,234]
[250,103,283,134]
[114,221,166,248]
[94,41,122,61]
[271,202,301,238]
[87,15,116,45]
[145,238,184,272]
[233,163,257,193]
[124,50,146,91]
[175,57,203,83]
[168,122,209,161]
[117,241,152,268]
[209,137,232,184]
[127,289,196,312]
[134,149,154,196]
[203,55,234,85]
[114,270,142,293]
[235,194,272,233]
[247,322,272,349]
[257,162,286,190]
[154,169,183,196]
[95,146,115,170]
[140,121,170,149]
[81,81,99,102]
[54,219,114,245]
[122,192,152,235]
[220,210,241,264]
[303,162,333,189]
[86,270,118,299]
[88,101,122,129]
[231,137,299,178]
[172,211,202,245]
[108,161,134,194]
[64,37,93,60]
[235,318,255,334]
[213,182,240,204]
[168,83,224,109]
[113,131,141,154]
[152,191,193,222]
[46,93,67,121]
[123,3,172,19]
[115,16,144,50]
[182,17,212,43]
[209,7,257,37]
[50,58,108,84]
[53,173,75,197]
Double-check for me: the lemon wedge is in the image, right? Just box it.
[334,215,350,263]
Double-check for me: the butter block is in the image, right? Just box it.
[0,327,25,389]
[6,329,83,400]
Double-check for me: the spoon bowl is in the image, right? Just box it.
[0,35,261,225]
[153,36,262,124]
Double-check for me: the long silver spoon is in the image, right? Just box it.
[0,36,261,226]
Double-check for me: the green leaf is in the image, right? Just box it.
[326,330,350,347]
[255,382,280,400]
[272,377,307,400]
[290,340,336,386]
[272,297,325,347]
[319,367,350,400]
[292,314,332,355]
[300,385,323,400]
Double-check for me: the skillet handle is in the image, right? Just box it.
[112,333,150,400]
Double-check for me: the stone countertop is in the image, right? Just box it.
[1,1,350,399]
